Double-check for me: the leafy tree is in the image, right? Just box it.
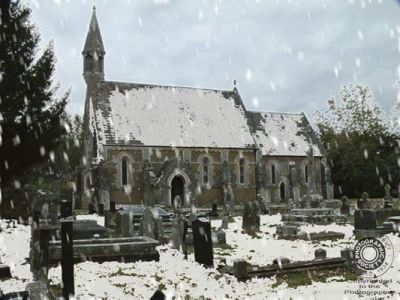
[316,83,400,198]
[0,1,69,192]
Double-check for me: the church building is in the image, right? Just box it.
[79,7,329,209]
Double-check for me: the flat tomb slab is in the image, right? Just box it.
[48,236,159,264]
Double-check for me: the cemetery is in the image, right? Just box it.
[0,1,400,299]
[0,151,399,298]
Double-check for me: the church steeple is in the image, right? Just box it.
[82,6,105,85]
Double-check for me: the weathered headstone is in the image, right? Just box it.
[357,192,369,209]
[120,212,133,237]
[354,209,376,230]
[242,201,252,232]
[242,201,260,233]
[209,202,218,217]
[384,184,393,209]
[26,281,49,300]
[216,230,226,244]
[150,290,166,300]
[221,213,229,230]
[233,260,248,279]
[61,218,74,300]
[140,207,163,240]
[340,196,350,214]
[192,218,213,267]
[314,248,327,260]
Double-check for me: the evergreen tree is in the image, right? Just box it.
[0,1,69,191]
[316,83,400,198]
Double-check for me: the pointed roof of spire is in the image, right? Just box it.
[83,6,105,53]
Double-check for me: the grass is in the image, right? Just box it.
[272,267,360,289]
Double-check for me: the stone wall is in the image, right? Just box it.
[82,146,257,207]
[258,156,323,203]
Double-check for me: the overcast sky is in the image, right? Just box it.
[25,0,399,121]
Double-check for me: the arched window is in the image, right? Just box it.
[239,158,245,184]
[202,156,210,184]
[280,182,286,200]
[271,164,276,184]
[304,164,309,184]
[121,157,129,186]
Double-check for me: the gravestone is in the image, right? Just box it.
[192,218,213,267]
[384,184,393,209]
[354,209,376,230]
[120,213,133,237]
[140,207,163,240]
[357,192,369,209]
[314,248,327,260]
[233,260,248,279]
[242,202,252,232]
[216,230,226,244]
[221,211,229,230]
[209,202,218,217]
[257,196,267,214]
[189,205,198,222]
[242,201,260,232]
[26,281,49,300]
[150,290,166,300]
[340,196,350,214]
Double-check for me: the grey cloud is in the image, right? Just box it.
[26,0,399,121]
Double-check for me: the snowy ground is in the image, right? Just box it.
[0,214,399,299]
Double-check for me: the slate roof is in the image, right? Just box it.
[246,111,324,157]
[88,80,325,159]
[89,81,256,156]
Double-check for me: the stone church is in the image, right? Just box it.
[79,7,330,210]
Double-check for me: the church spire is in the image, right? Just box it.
[83,6,105,53]
[82,6,105,85]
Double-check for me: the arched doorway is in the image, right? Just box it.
[279,181,286,200]
[171,175,185,207]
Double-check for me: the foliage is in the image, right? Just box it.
[315,83,400,198]
[0,1,69,189]
[0,1,71,219]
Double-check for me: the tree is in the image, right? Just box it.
[315,83,400,198]
[0,1,69,191]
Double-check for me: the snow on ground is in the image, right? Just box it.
[0,219,32,294]
[212,214,355,265]
[1,215,399,299]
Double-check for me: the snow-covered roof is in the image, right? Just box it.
[247,111,324,157]
[89,81,256,151]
